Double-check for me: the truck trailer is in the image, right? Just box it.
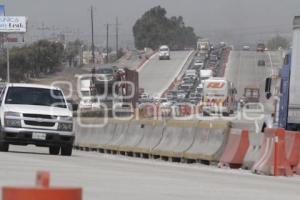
[277,16,300,130]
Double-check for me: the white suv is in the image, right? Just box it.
[159,45,170,60]
[0,83,74,156]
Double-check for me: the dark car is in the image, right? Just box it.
[210,55,218,62]
[94,65,120,97]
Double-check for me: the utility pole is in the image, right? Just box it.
[90,5,96,96]
[106,23,109,63]
[116,17,119,59]
[6,46,9,83]
[91,6,95,65]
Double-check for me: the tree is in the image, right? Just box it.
[0,40,65,82]
[133,6,197,50]
[65,39,82,67]
[267,35,290,50]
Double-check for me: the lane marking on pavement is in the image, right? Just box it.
[158,51,194,97]
[137,52,158,72]
[267,51,274,75]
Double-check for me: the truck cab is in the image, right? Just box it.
[277,16,300,130]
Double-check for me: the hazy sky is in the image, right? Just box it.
[3,0,300,47]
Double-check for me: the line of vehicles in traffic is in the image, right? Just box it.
[0,40,271,154]
[139,41,238,117]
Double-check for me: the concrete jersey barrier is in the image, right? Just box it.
[103,120,131,151]
[74,118,116,148]
[183,121,230,162]
[151,120,197,158]
[117,121,146,152]
[130,119,165,154]
[75,118,230,164]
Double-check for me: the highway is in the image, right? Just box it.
[225,50,283,113]
[1,145,300,200]
[138,51,192,97]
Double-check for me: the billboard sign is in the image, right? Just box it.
[0,5,5,16]
[0,16,26,32]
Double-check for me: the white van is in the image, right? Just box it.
[202,78,236,116]
[79,77,100,110]
[159,45,170,60]
[200,69,213,80]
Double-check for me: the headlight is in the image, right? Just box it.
[4,111,21,118]
[4,112,21,128]
[83,99,91,104]
[5,119,21,128]
[58,123,73,131]
[58,116,73,131]
[59,116,73,122]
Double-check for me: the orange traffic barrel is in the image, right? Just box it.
[2,171,82,200]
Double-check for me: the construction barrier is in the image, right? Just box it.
[151,120,197,159]
[74,118,116,149]
[130,119,164,156]
[242,132,263,170]
[252,128,293,176]
[103,120,131,151]
[230,121,264,170]
[117,121,145,153]
[142,104,156,118]
[2,171,82,200]
[183,121,230,163]
[296,159,300,175]
[179,104,193,116]
[218,129,249,168]
[285,131,300,171]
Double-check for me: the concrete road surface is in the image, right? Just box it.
[1,146,300,200]
[225,50,283,114]
[139,51,192,97]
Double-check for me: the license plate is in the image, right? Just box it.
[32,132,46,140]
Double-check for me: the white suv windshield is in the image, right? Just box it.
[160,48,169,51]
[5,87,67,108]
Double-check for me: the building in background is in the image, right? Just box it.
[82,51,102,65]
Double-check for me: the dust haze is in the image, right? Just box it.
[4,0,300,47]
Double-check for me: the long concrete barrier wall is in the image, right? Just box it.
[75,118,116,149]
[152,120,197,158]
[183,121,230,162]
[131,119,165,155]
[74,118,231,163]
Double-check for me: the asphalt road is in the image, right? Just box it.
[138,51,192,97]
[1,145,300,200]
